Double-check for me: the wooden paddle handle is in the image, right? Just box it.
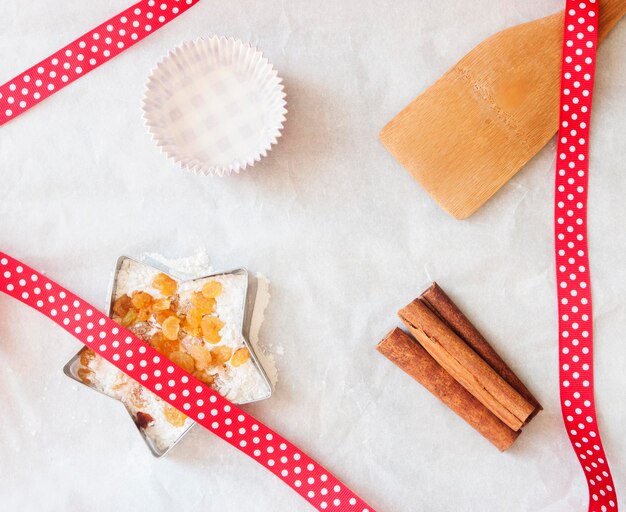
[600,0,626,42]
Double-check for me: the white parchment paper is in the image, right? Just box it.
[0,1,624,510]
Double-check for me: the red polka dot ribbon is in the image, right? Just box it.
[0,253,375,512]
[555,1,618,510]
[0,0,200,126]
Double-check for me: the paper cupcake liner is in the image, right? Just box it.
[143,36,287,176]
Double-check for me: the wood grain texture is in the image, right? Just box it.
[377,328,520,451]
[399,299,536,431]
[380,0,626,219]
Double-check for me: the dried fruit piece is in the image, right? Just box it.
[131,291,154,310]
[170,351,196,373]
[121,308,138,327]
[231,347,251,367]
[203,329,221,345]
[183,320,202,338]
[112,295,132,317]
[77,367,94,385]
[169,294,180,311]
[155,309,177,325]
[80,348,96,367]
[135,412,155,429]
[201,315,224,344]
[193,370,216,387]
[202,280,223,299]
[182,308,203,337]
[152,273,178,296]
[151,332,180,358]
[136,307,152,322]
[162,316,181,341]
[164,405,187,427]
[191,292,216,314]
[210,345,233,366]
[188,344,212,370]
[152,298,171,311]
[186,308,202,328]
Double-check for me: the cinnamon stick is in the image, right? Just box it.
[420,283,542,420]
[399,299,535,431]
[377,328,519,451]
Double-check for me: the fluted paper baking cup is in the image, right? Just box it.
[143,36,287,176]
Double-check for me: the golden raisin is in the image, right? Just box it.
[186,308,202,328]
[151,332,180,358]
[203,330,221,345]
[121,308,138,327]
[152,273,178,296]
[231,347,251,367]
[182,308,203,337]
[112,295,132,317]
[170,351,196,373]
[188,344,212,370]
[183,319,202,338]
[191,292,216,314]
[155,309,177,325]
[202,280,223,299]
[136,307,152,322]
[150,332,164,347]
[152,298,171,311]
[201,315,224,344]
[79,348,96,367]
[131,291,154,310]
[193,370,216,387]
[77,367,93,385]
[162,316,181,341]
[163,405,187,427]
[210,345,233,366]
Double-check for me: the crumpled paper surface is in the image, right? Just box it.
[0,1,624,510]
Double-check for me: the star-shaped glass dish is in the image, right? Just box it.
[64,256,272,457]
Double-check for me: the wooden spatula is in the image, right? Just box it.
[380,0,625,219]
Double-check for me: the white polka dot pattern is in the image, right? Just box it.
[0,253,375,512]
[0,0,200,126]
[556,1,617,510]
